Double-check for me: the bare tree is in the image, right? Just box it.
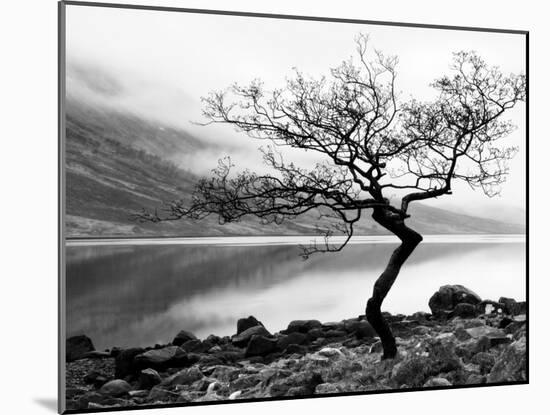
[136,35,525,359]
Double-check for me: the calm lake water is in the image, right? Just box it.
[66,235,526,350]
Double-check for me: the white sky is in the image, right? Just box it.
[65,5,527,217]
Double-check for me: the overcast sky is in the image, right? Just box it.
[65,5,527,219]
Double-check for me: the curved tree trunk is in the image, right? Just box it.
[366,207,423,359]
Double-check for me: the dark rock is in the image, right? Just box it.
[499,317,514,329]
[213,350,245,364]
[206,334,221,344]
[245,335,278,357]
[180,339,213,353]
[231,325,271,347]
[306,328,324,341]
[504,319,526,336]
[115,347,145,378]
[324,329,347,338]
[66,335,95,362]
[99,379,131,397]
[79,351,111,360]
[83,371,109,388]
[138,368,162,389]
[277,332,307,350]
[498,297,526,316]
[452,303,478,318]
[284,344,308,355]
[370,340,383,354]
[429,285,481,318]
[172,330,197,347]
[236,316,264,335]
[410,311,432,321]
[133,346,188,371]
[109,347,122,358]
[286,319,322,334]
[347,320,376,339]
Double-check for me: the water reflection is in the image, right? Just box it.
[66,241,526,350]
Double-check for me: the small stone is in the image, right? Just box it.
[423,377,452,387]
[317,347,343,359]
[315,383,341,394]
[128,390,148,398]
[99,380,131,397]
[228,391,242,400]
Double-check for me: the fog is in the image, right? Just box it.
[65,4,527,222]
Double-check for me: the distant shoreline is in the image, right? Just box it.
[65,234,526,247]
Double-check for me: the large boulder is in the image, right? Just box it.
[452,303,478,318]
[498,297,527,316]
[285,319,323,334]
[172,330,197,346]
[429,285,482,317]
[66,335,95,362]
[138,368,162,389]
[343,319,377,339]
[99,379,131,397]
[276,332,307,351]
[236,316,264,335]
[231,325,271,347]
[133,346,188,371]
[245,335,278,357]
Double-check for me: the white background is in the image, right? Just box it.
[0,0,546,414]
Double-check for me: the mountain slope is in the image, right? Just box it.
[64,97,525,238]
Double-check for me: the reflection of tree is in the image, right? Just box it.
[138,35,525,358]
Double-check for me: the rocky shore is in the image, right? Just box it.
[65,285,527,411]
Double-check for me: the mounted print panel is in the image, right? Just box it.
[59,1,528,413]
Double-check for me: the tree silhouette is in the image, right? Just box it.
[137,35,525,359]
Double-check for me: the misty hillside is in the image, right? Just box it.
[64,94,525,238]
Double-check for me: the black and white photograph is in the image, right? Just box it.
[60,2,527,413]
